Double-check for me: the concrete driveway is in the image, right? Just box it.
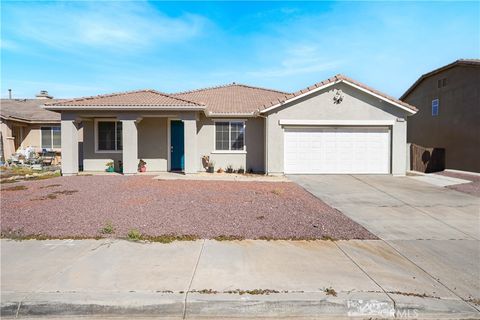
[289,174,480,304]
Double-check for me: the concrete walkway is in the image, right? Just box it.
[1,238,479,319]
[153,171,290,182]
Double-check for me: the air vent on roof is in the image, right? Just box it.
[36,90,53,99]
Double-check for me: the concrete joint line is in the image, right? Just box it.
[333,242,397,314]
[382,239,480,312]
[351,175,474,239]
[183,239,206,319]
[14,240,113,317]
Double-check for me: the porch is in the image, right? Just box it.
[61,112,199,175]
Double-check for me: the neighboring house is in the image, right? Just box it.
[44,74,417,176]
[0,91,61,161]
[401,59,480,173]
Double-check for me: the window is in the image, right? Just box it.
[97,121,122,151]
[437,78,447,88]
[432,99,439,116]
[41,127,61,148]
[215,121,245,151]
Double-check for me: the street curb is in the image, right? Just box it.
[2,292,479,319]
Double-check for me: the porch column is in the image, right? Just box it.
[61,116,79,176]
[121,119,138,175]
[182,115,198,174]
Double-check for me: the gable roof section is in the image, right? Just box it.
[172,83,289,116]
[259,74,418,115]
[1,99,61,123]
[45,89,204,110]
[400,59,480,100]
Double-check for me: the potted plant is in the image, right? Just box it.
[207,160,215,173]
[202,155,215,173]
[237,166,245,174]
[226,164,234,173]
[138,159,147,172]
[105,161,114,172]
[217,167,224,173]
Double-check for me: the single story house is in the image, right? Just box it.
[1,91,62,161]
[44,74,417,176]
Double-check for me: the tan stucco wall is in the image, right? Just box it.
[265,82,411,175]
[138,117,168,171]
[403,65,480,172]
[0,120,64,160]
[196,114,265,172]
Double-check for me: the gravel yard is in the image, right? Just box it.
[0,176,376,240]
[437,171,480,197]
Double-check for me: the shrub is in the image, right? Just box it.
[127,229,142,241]
[100,221,115,234]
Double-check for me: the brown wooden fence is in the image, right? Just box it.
[410,144,445,173]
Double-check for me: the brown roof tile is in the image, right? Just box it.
[46,89,203,107]
[1,99,61,123]
[173,83,289,115]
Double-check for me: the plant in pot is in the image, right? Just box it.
[138,159,147,173]
[226,164,234,173]
[207,160,215,173]
[202,155,215,173]
[105,161,115,172]
[237,166,245,174]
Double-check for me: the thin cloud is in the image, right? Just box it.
[3,2,210,52]
[248,45,343,78]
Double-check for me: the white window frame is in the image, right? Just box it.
[432,99,439,116]
[94,119,122,153]
[40,126,61,149]
[212,120,247,154]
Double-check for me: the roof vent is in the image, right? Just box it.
[36,90,53,99]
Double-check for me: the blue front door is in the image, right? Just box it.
[170,120,184,171]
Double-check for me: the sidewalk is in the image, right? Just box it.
[1,239,478,319]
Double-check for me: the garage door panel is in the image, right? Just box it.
[284,127,390,174]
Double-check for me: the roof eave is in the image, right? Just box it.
[260,78,417,115]
[43,105,206,111]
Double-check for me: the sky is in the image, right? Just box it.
[1,1,479,99]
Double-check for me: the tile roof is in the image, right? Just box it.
[259,74,418,113]
[46,89,203,108]
[172,83,289,115]
[1,99,61,123]
[400,59,480,100]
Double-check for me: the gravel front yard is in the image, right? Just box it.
[1,176,376,240]
[437,171,480,197]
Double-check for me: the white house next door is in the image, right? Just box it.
[284,127,390,174]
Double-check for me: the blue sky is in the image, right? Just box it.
[1,1,479,99]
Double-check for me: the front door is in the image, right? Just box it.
[170,120,185,171]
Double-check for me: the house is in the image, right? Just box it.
[401,59,480,173]
[1,91,62,162]
[44,74,417,176]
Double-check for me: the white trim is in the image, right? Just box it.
[213,120,246,153]
[94,118,123,154]
[260,79,417,115]
[211,150,247,154]
[279,119,395,126]
[167,118,171,171]
[40,126,61,149]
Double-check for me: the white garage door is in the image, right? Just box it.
[284,127,390,174]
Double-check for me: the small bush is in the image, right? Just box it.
[127,229,142,241]
[3,185,28,191]
[100,222,115,234]
[271,188,284,195]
